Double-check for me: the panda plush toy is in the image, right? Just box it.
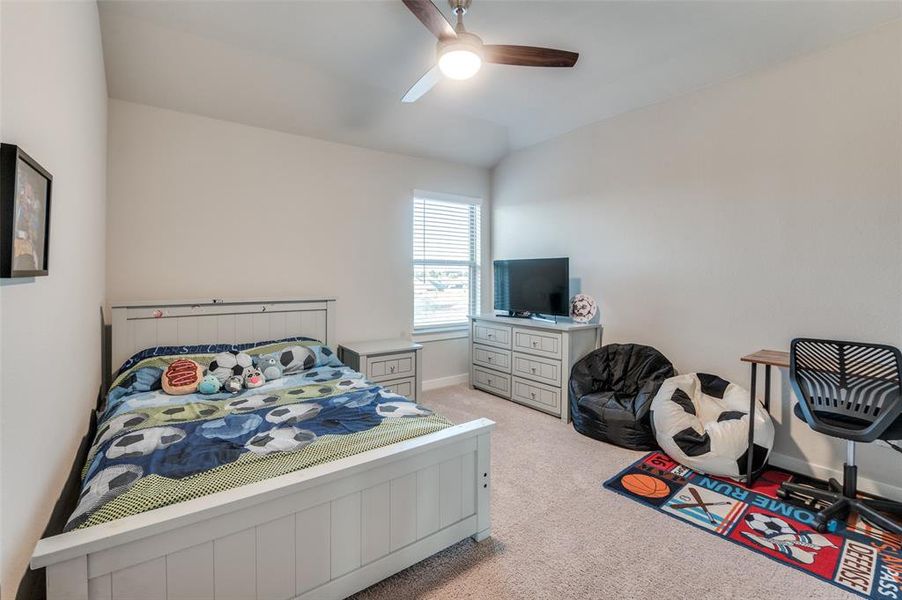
[650,373,774,481]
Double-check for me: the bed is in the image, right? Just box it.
[31,298,494,600]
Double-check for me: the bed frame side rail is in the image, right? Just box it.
[34,419,494,600]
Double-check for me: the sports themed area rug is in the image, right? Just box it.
[604,452,902,599]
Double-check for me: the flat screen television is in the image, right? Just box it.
[493,258,569,317]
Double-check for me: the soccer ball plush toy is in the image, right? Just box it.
[650,373,774,481]
[207,351,254,384]
[278,346,317,374]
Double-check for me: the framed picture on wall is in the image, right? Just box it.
[1,143,53,278]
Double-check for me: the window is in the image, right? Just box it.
[413,192,481,331]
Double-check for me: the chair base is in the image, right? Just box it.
[778,467,902,535]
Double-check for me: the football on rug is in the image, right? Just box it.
[604,453,902,599]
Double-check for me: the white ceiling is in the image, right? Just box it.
[99,0,901,167]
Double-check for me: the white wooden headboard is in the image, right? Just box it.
[109,297,336,377]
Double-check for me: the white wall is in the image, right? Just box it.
[0,1,108,595]
[106,100,490,381]
[492,22,902,498]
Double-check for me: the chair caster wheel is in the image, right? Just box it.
[776,489,789,500]
[814,519,829,533]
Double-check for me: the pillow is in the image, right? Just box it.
[162,359,204,395]
[254,344,342,375]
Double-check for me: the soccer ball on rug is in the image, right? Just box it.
[650,373,774,481]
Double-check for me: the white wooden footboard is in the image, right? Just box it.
[32,419,494,600]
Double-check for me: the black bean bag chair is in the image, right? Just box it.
[569,344,676,450]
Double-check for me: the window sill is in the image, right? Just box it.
[412,326,470,343]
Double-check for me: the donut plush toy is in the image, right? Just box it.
[162,359,203,395]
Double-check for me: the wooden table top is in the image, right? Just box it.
[741,349,790,368]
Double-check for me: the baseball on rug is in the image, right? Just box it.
[604,452,902,599]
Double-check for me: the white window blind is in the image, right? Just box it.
[413,194,481,330]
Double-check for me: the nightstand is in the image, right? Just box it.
[338,339,423,401]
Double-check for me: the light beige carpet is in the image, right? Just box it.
[350,384,854,600]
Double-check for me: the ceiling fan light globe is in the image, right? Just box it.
[439,49,482,80]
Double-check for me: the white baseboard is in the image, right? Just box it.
[422,373,469,391]
[769,451,902,502]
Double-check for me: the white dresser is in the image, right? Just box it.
[469,314,602,421]
[338,339,423,401]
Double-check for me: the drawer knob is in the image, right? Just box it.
[488,378,493,385]
[487,356,493,361]
[530,392,536,399]
[487,333,494,338]
[390,366,395,373]
[531,367,536,373]
[532,340,538,346]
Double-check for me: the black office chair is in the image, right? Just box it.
[778,338,902,534]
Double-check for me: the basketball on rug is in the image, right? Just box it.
[604,453,902,599]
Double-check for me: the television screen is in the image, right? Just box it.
[493,258,569,316]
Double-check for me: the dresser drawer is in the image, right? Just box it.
[472,321,512,349]
[473,344,511,373]
[512,353,561,386]
[381,376,416,401]
[512,327,562,359]
[511,377,561,414]
[473,366,511,398]
[367,352,415,382]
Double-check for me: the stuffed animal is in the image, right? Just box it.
[197,374,222,394]
[162,359,203,395]
[223,375,244,394]
[207,351,254,384]
[255,353,284,381]
[244,368,265,389]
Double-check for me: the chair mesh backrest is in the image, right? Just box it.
[791,339,902,433]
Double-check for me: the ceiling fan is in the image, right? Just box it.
[401,0,579,103]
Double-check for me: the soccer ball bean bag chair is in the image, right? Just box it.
[650,373,774,481]
[569,344,676,450]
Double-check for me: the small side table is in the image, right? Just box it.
[338,339,423,401]
[740,349,790,485]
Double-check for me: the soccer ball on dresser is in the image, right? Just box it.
[650,372,774,481]
[569,293,597,323]
[207,351,254,384]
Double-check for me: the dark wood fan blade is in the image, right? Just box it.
[484,45,579,67]
[402,0,457,41]
[402,65,442,103]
